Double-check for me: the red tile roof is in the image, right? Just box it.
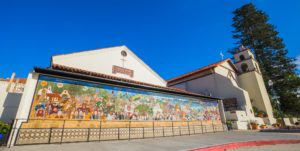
[167,58,237,83]
[0,78,27,84]
[50,64,212,99]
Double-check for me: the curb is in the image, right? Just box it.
[189,139,300,151]
[260,129,300,133]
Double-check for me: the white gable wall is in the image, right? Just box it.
[169,61,255,122]
[214,62,239,87]
[171,82,187,90]
[174,74,217,96]
[52,46,166,86]
[214,63,254,118]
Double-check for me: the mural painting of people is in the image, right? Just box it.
[29,76,221,122]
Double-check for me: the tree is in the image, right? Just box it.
[231,3,300,116]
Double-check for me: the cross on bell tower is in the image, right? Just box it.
[220,51,224,60]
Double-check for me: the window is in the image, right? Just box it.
[239,55,245,61]
[241,63,249,72]
[121,50,127,57]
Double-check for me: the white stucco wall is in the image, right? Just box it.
[179,74,217,96]
[238,72,275,124]
[52,45,166,86]
[169,62,255,124]
[0,82,23,123]
[218,100,226,123]
[235,59,261,73]
[0,81,8,117]
[172,74,254,117]
[8,72,39,147]
[234,49,255,62]
[214,65,254,118]
[225,111,248,121]
[171,82,187,91]
[215,62,239,87]
[15,72,39,120]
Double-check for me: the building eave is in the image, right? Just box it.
[167,58,238,85]
[33,67,220,100]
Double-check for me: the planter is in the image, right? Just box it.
[257,113,264,118]
[272,123,281,128]
[260,125,267,129]
[251,123,259,129]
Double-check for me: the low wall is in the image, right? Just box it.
[20,119,222,128]
[11,119,226,146]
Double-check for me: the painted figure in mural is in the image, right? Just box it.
[50,101,59,114]
[124,99,135,119]
[153,103,162,120]
[96,97,105,113]
[35,103,45,118]
[37,88,50,103]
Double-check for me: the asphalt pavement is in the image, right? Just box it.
[2,131,300,151]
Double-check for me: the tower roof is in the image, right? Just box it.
[234,45,252,54]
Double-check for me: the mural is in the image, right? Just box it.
[29,76,221,121]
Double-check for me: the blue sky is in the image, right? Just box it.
[1,0,300,80]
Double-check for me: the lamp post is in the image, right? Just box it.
[268,80,285,128]
[268,80,273,88]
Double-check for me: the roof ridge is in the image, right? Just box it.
[51,45,126,57]
[51,45,167,85]
[0,78,27,84]
[167,58,231,83]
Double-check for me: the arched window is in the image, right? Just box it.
[239,55,245,61]
[241,63,249,72]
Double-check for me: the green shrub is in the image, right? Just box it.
[0,121,10,135]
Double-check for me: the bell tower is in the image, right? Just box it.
[234,45,261,74]
[234,46,276,125]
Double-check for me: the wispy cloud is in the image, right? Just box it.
[296,55,300,71]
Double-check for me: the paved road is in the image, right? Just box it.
[2,131,300,151]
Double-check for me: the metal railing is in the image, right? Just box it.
[10,119,227,146]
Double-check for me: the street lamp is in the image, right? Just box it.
[268,80,273,87]
[268,80,285,128]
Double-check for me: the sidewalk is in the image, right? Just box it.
[3,131,300,151]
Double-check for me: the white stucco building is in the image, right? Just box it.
[168,46,276,129]
[8,45,224,147]
[51,46,166,86]
[0,77,26,123]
